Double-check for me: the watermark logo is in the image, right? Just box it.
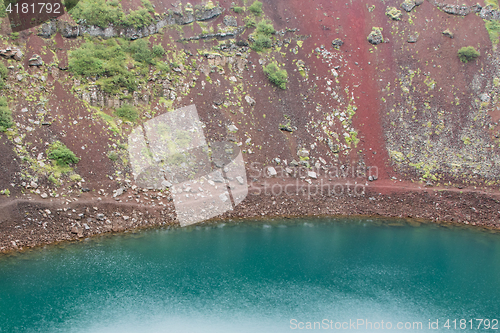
[128,104,248,227]
[4,0,74,32]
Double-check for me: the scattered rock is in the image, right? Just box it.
[407,32,419,43]
[40,193,48,199]
[245,95,256,106]
[297,149,310,158]
[0,47,23,61]
[386,7,402,20]
[279,125,295,132]
[161,180,172,188]
[227,124,239,132]
[308,171,317,179]
[331,38,344,49]
[290,160,299,167]
[401,0,416,12]
[113,187,125,198]
[267,167,277,177]
[236,40,249,47]
[96,213,105,221]
[367,27,384,45]
[480,93,490,103]
[442,29,454,38]
[236,176,245,185]
[223,15,238,27]
[28,54,43,67]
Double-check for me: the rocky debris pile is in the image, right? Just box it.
[223,15,238,27]
[331,38,344,49]
[28,55,43,67]
[442,29,454,38]
[38,4,224,39]
[367,27,384,45]
[386,7,402,20]
[479,5,500,20]
[434,2,482,16]
[0,47,23,61]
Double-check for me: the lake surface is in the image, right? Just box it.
[0,218,499,332]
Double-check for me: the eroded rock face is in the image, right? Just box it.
[0,47,23,61]
[37,4,224,39]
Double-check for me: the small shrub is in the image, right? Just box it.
[250,20,274,52]
[251,34,272,52]
[244,16,256,28]
[256,20,275,35]
[123,7,154,28]
[108,151,119,161]
[128,39,154,64]
[115,104,139,122]
[141,0,154,13]
[0,97,13,132]
[458,46,480,63]
[233,6,244,13]
[47,141,80,166]
[69,0,124,28]
[0,189,10,197]
[152,44,166,57]
[69,174,82,182]
[10,32,19,40]
[63,0,80,11]
[0,63,7,90]
[248,0,263,15]
[263,62,288,89]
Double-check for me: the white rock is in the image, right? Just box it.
[219,192,229,202]
[236,176,245,185]
[227,124,238,132]
[308,171,317,179]
[267,167,277,177]
[40,193,48,199]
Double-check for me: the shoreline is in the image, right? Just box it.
[1,179,500,254]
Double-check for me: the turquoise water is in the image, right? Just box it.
[0,218,499,332]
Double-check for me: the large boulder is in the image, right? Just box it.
[367,27,384,45]
[28,55,43,67]
[401,0,416,12]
